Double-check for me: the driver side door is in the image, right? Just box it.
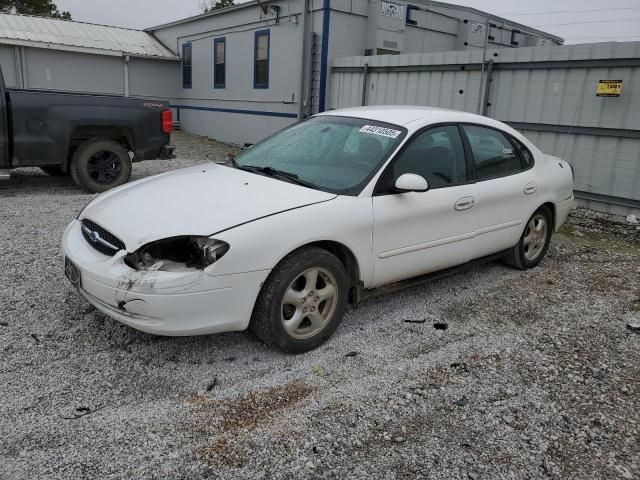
[371,125,477,287]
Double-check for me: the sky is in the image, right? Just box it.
[54,0,640,44]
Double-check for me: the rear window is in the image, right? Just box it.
[463,125,526,180]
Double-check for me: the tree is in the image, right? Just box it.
[200,0,235,13]
[0,0,72,20]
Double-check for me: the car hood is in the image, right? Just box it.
[80,163,337,251]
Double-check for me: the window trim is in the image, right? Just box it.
[460,123,536,182]
[253,29,270,89]
[374,122,475,196]
[182,42,192,89]
[213,37,226,89]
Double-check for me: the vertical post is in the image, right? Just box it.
[298,0,311,119]
[13,46,23,88]
[361,63,369,106]
[19,47,28,89]
[477,18,490,114]
[124,55,130,97]
[481,60,494,116]
[318,0,331,112]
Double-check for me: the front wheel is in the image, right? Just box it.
[250,247,348,353]
[70,138,132,193]
[504,206,553,270]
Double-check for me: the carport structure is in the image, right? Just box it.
[0,13,179,98]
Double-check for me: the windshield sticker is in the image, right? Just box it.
[503,147,513,156]
[360,125,402,139]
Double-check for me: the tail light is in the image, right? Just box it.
[162,109,173,134]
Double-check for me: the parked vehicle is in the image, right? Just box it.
[62,106,574,352]
[0,68,174,192]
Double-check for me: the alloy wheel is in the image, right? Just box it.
[281,267,339,340]
[523,213,548,261]
[87,150,122,185]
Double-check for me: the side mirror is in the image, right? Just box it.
[395,173,429,193]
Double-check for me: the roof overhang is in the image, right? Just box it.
[0,38,180,60]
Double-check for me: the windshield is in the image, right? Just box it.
[233,116,407,195]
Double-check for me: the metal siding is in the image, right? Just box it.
[330,42,640,209]
[24,48,124,94]
[0,44,17,87]
[128,57,179,99]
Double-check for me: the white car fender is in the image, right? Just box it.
[206,195,375,286]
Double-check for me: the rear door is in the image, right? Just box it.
[461,124,538,257]
[371,125,477,287]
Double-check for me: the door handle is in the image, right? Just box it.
[524,183,538,195]
[454,197,475,211]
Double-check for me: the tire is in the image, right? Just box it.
[250,247,349,353]
[70,138,132,193]
[39,165,66,176]
[504,206,553,270]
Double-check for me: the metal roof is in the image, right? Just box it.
[146,0,266,32]
[146,0,562,44]
[412,0,564,43]
[0,14,178,59]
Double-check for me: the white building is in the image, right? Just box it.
[0,3,562,145]
[146,0,562,144]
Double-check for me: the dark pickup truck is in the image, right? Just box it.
[0,69,174,192]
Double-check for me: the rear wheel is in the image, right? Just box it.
[70,138,132,193]
[504,206,553,270]
[39,165,66,176]
[250,247,348,353]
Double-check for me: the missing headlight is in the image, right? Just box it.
[124,236,230,272]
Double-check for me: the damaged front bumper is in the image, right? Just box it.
[61,220,270,336]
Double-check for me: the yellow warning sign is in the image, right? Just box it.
[597,80,623,97]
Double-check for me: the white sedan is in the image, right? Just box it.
[62,106,574,352]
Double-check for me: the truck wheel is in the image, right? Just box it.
[39,166,66,176]
[70,139,132,193]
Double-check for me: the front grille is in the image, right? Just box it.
[81,219,126,256]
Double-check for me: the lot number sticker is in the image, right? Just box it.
[360,125,402,138]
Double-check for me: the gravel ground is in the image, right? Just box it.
[1,131,639,479]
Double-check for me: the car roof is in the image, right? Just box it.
[316,105,494,128]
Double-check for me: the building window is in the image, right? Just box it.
[510,30,521,46]
[254,30,270,89]
[406,5,418,25]
[182,43,192,89]
[214,38,226,88]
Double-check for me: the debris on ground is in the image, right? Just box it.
[627,323,640,334]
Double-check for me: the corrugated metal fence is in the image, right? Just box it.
[330,42,640,215]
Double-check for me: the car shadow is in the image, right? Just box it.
[0,169,88,196]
